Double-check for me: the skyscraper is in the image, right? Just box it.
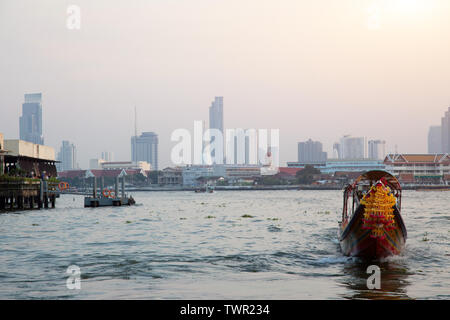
[297,139,327,163]
[334,136,367,159]
[428,126,442,154]
[131,132,158,170]
[209,96,224,163]
[368,140,386,160]
[19,93,43,145]
[442,107,450,153]
[56,140,77,172]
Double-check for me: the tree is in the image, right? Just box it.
[296,165,321,185]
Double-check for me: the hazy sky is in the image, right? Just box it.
[1,0,449,169]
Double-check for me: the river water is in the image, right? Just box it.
[0,190,448,299]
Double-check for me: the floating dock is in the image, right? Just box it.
[84,176,135,207]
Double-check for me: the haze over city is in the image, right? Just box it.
[1,0,449,168]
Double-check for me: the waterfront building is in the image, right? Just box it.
[101,161,151,171]
[442,107,450,153]
[297,139,327,163]
[428,126,442,154]
[58,168,147,180]
[3,139,56,177]
[334,136,367,159]
[214,164,262,184]
[19,93,44,145]
[158,167,183,185]
[131,132,158,171]
[182,165,216,186]
[56,140,77,172]
[209,97,224,163]
[384,154,450,184]
[368,140,386,160]
[287,158,385,174]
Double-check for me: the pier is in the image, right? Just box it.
[0,135,59,212]
[0,179,59,211]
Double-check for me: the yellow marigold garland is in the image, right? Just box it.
[360,182,397,239]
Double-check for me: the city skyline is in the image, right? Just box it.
[1,1,450,169]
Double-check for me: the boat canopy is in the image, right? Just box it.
[352,170,401,191]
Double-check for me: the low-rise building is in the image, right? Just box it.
[384,154,450,184]
[3,139,57,177]
[89,158,105,169]
[158,167,183,185]
[101,161,151,171]
[287,159,385,174]
[182,165,216,186]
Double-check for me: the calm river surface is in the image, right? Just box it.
[0,190,448,299]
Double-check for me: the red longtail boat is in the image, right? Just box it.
[339,170,407,259]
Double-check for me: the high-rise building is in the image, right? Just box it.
[131,132,158,170]
[297,139,327,163]
[334,136,367,159]
[442,107,450,153]
[56,140,77,172]
[209,96,224,163]
[368,140,386,160]
[428,126,442,154]
[101,151,114,162]
[19,93,44,145]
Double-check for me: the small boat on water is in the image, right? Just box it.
[194,184,214,193]
[339,170,407,259]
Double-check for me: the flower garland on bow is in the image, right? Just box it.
[360,179,397,239]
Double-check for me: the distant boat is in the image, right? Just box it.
[194,184,214,193]
[339,170,407,259]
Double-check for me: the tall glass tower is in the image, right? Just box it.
[20,93,44,145]
[131,132,159,170]
[208,96,224,163]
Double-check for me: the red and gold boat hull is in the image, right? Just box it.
[339,205,407,259]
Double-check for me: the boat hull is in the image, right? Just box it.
[339,205,407,259]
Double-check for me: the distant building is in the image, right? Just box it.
[182,165,216,186]
[297,139,327,163]
[214,164,261,184]
[101,161,151,171]
[428,126,442,154]
[56,140,77,172]
[442,107,450,153]
[209,97,224,162]
[131,132,158,171]
[368,140,386,160]
[101,151,114,162]
[229,132,257,165]
[89,158,105,170]
[334,136,367,159]
[384,154,450,185]
[19,93,44,145]
[287,159,384,174]
[158,167,183,185]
